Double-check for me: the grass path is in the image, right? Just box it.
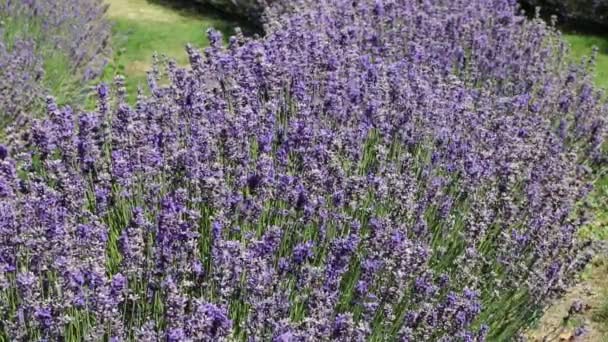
[102,0,240,101]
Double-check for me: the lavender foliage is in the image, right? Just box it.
[0,0,606,340]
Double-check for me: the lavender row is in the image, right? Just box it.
[0,0,606,340]
[0,0,111,130]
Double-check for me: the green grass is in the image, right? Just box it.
[101,0,244,103]
[103,17,213,101]
[564,33,608,89]
[593,291,608,332]
[579,175,608,241]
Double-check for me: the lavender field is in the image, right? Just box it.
[0,0,607,341]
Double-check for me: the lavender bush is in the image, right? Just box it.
[0,0,606,340]
[0,0,111,130]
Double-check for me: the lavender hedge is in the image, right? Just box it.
[0,0,606,341]
[0,0,111,131]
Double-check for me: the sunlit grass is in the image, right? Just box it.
[102,0,243,102]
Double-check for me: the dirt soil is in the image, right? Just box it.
[526,256,608,342]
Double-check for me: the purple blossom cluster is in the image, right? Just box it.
[0,0,111,129]
[0,0,606,340]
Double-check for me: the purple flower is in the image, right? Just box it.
[274,331,297,342]
[34,306,52,329]
[167,328,185,342]
[293,241,314,264]
[0,145,7,160]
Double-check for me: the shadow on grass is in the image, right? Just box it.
[146,0,262,36]
[518,0,608,36]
